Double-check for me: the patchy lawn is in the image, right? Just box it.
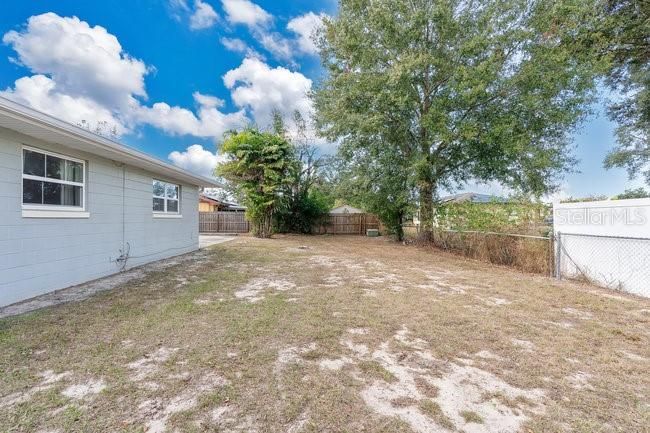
[0,235,648,433]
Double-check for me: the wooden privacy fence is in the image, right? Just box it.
[200,211,379,235]
[199,212,250,233]
[316,213,380,235]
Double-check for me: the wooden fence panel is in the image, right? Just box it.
[317,213,379,235]
[199,212,250,233]
[200,211,378,235]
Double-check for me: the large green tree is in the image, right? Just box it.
[336,140,413,240]
[315,0,600,239]
[217,128,297,238]
[272,110,333,233]
[599,0,650,183]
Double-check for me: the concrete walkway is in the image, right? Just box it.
[199,234,237,248]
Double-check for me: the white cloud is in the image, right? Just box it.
[221,0,272,27]
[2,12,334,158]
[168,0,190,17]
[2,12,248,141]
[192,91,223,108]
[219,6,326,61]
[134,91,247,138]
[257,31,293,61]
[3,12,148,109]
[168,144,226,178]
[287,12,326,55]
[169,0,190,10]
[220,0,286,60]
[221,37,247,52]
[221,58,336,153]
[223,57,313,127]
[0,74,128,134]
[220,2,326,61]
[189,0,219,30]
[220,37,264,59]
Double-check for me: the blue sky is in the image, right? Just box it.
[0,0,642,199]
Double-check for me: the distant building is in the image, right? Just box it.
[199,193,246,212]
[330,205,364,214]
[199,194,224,212]
[440,192,507,204]
[412,193,511,226]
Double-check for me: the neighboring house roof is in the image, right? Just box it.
[0,96,221,188]
[200,193,246,210]
[440,192,507,204]
[330,205,364,214]
[199,194,223,205]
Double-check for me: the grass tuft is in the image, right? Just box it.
[358,360,397,383]
[460,410,484,424]
[419,400,455,429]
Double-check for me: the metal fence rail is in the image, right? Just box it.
[556,232,650,297]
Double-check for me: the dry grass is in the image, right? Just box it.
[419,400,454,429]
[409,229,553,274]
[0,235,649,433]
[460,410,484,424]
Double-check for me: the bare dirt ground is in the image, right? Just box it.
[0,235,648,433]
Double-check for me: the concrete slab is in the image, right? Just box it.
[199,235,236,248]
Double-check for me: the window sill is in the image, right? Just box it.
[22,209,90,219]
[153,213,183,219]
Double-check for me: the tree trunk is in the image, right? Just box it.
[395,212,404,242]
[418,182,434,242]
[253,210,274,238]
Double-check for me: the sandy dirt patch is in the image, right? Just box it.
[275,343,318,372]
[0,370,72,409]
[511,339,535,352]
[127,347,179,382]
[479,296,512,306]
[565,371,594,390]
[139,372,228,433]
[61,378,106,399]
[562,307,594,320]
[332,327,545,433]
[618,350,647,362]
[235,278,296,303]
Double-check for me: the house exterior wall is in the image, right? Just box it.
[199,201,214,212]
[0,127,200,307]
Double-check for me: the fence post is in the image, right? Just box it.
[555,231,562,280]
[548,234,554,278]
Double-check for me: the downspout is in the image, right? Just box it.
[115,162,130,270]
[122,163,125,250]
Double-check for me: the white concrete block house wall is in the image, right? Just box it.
[0,98,220,307]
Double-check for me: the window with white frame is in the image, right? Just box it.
[153,180,180,213]
[22,147,85,209]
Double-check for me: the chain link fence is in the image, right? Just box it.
[403,226,650,297]
[555,232,650,297]
[413,229,554,275]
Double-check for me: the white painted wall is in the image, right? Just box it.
[553,199,650,297]
[0,127,200,307]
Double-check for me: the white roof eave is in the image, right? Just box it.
[0,97,222,188]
